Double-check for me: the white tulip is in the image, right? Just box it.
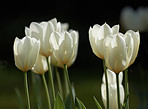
[13,36,40,72]
[104,30,140,73]
[25,18,69,57]
[49,30,79,66]
[89,23,119,59]
[104,33,129,73]
[101,69,124,109]
[32,55,48,74]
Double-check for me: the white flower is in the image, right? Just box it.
[13,36,40,72]
[104,33,129,73]
[89,23,119,59]
[49,30,79,66]
[104,30,140,73]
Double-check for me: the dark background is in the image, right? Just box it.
[1,0,148,68]
[0,0,148,108]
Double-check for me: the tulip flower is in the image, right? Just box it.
[89,23,119,59]
[104,30,140,74]
[49,30,79,66]
[13,36,40,109]
[25,18,68,57]
[13,36,40,72]
[104,33,130,74]
[101,69,125,109]
[32,55,48,74]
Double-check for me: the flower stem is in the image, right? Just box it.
[42,74,51,109]
[116,73,121,109]
[24,71,31,109]
[64,64,75,109]
[125,69,129,109]
[103,60,109,109]
[46,57,56,102]
[55,66,63,98]
[63,67,69,100]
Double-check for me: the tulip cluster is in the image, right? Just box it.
[13,18,140,109]
[89,23,140,109]
[13,18,80,109]
[120,6,148,32]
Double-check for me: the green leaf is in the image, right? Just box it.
[123,94,130,109]
[75,97,86,109]
[65,94,72,109]
[65,83,76,109]
[54,93,65,109]
[15,88,24,109]
[93,96,102,109]
[31,72,42,109]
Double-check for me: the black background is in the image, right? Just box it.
[1,0,148,69]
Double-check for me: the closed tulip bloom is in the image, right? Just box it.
[101,69,124,109]
[49,30,79,66]
[89,23,119,59]
[32,55,48,74]
[13,36,40,72]
[104,33,129,73]
[25,18,68,57]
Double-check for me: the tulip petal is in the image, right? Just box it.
[125,30,140,66]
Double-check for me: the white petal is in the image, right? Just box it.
[125,30,140,66]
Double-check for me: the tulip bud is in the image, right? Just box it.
[32,55,48,74]
[101,69,124,109]
[13,36,40,72]
[89,23,119,59]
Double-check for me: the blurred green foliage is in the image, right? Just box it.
[0,63,147,109]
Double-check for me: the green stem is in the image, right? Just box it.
[63,67,69,100]
[46,57,56,102]
[55,66,63,98]
[103,60,109,109]
[24,71,31,109]
[116,73,121,109]
[42,74,51,109]
[64,64,75,109]
[125,69,129,109]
